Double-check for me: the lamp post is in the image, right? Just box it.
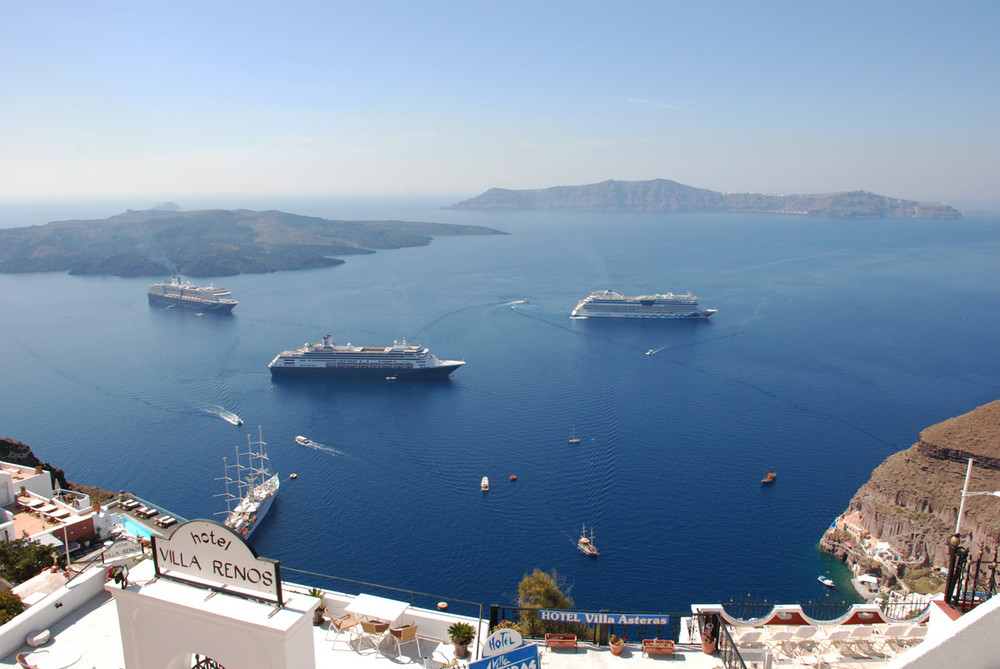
[955,458,1000,535]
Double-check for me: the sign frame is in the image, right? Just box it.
[151,519,282,606]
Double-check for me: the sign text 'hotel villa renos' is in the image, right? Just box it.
[152,519,282,604]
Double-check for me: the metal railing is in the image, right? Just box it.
[945,540,999,613]
[720,593,855,622]
[282,565,485,621]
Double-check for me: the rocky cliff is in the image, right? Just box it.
[447,179,962,219]
[824,401,1000,569]
[0,437,115,502]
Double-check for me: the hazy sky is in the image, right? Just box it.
[2,1,998,205]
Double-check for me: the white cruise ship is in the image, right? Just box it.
[147,276,237,312]
[571,290,717,319]
[268,335,464,380]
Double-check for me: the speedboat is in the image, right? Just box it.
[481,476,489,491]
[818,575,835,587]
[295,435,319,448]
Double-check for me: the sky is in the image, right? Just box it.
[2,1,998,206]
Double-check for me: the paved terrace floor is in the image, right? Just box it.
[0,590,728,669]
[0,589,918,669]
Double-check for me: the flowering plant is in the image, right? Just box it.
[609,634,626,645]
[701,619,716,645]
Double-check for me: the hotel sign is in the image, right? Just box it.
[152,519,282,604]
[539,610,670,627]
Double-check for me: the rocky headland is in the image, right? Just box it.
[821,401,1000,577]
[0,437,115,503]
[0,208,507,278]
[447,179,962,219]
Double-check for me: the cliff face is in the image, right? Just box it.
[448,179,962,219]
[0,437,68,489]
[838,401,1000,568]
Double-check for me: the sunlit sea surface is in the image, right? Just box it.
[2,196,999,614]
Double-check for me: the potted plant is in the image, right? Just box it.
[447,621,476,659]
[307,588,326,625]
[700,615,718,654]
[609,633,626,655]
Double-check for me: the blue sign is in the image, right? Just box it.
[469,643,539,669]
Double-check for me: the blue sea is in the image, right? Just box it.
[2,196,999,615]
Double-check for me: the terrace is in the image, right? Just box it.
[1,522,997,669]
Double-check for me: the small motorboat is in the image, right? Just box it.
[761,471,776,484]
[509,474,517,481]
[818,575,835,588]
[481,476,490,491]
[647,349,655,356]
[295,435,319,448]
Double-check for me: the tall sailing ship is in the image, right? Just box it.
[571,290,716,319]
[268,335,464,380]
[147,276,237,312]
[217,427,279,539]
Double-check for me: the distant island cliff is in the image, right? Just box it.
[447,179,962,219]
[0,208,507,278]
[821,401,1000,575]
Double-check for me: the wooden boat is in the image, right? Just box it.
[577,524,599,556]
[761,471,776,484]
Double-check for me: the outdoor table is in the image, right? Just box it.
[345,593,410,626]
[38,504,58,515]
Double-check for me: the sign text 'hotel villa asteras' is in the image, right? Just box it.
[152,519,282,604]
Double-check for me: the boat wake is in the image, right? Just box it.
[294,438,346,457]
[202,405,243,425]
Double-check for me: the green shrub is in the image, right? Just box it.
[0,539,62,585]
[0,590,24,625]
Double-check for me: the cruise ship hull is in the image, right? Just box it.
[269,361,463,380]
[147,293,237,312]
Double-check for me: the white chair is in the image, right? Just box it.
[874,623,910,656]
[784,625,821,658]
[765,627,797,659]
[897,624,927,649]
[841,625,877,658]
[734,628,766,649]
[389,623,421,661]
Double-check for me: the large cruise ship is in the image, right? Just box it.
[147,277,237,312]
[268,335,465,380]
[571,290,717,319]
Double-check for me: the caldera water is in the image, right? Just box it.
[1,197,998,614]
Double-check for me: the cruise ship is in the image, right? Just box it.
[267,335,465,380]
[571,290,717,319]
[147,276,237,312]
